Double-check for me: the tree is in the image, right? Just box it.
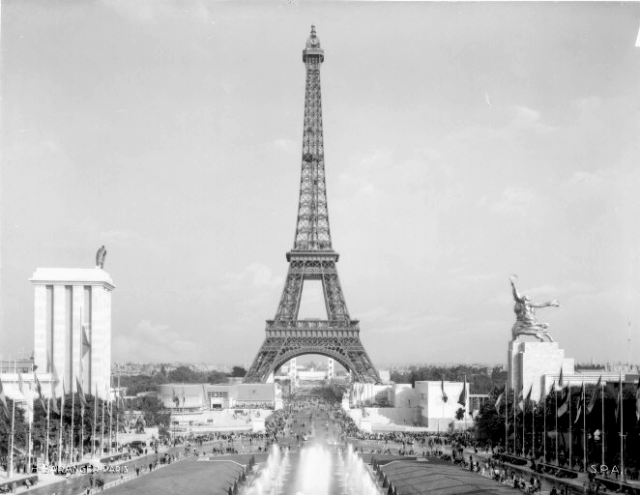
[167,366,200,383]
[133,396,169,428]
[207,371,228,384]
[474,401,504,445]
[390,371,411,383]
[119,374,168,395]
[230,366,247,378]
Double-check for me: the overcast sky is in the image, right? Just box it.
[2,1,640,368]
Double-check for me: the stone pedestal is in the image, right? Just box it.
[508,340,574,402]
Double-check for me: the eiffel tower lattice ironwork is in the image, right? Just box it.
[244,26,381,384]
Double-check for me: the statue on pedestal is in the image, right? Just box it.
[96,245,107,269]
[510,275,559,342]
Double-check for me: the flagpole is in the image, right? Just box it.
[108,389,113,455]
[79,309,85,462]
[80,403,85,463]
[57,386,64,467]
[46,396,51,465]
[27,397,32,474]
[522,399,525,457]
[568,383,572,469]
[555,383,559,466]
[619,371,624,483]
[543,389,547,463]
[582,384,586,472]
[601,378,605,467]
[513,389,516,454]
[116,375,120,453]
[8,399,16,478]
[92,386,97,459]
[70,381,75,463]
[100,395,105,458]
[532,399,535,461]
[504,389,508,454]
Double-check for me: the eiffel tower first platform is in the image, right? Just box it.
[244,27,381,384]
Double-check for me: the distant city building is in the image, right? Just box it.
[345,381,472,433]
[158,382,281,432]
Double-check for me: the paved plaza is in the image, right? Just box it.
[106,458,246,495]
[376,458,525,495]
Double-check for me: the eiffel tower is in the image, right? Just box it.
[244,27,380,384]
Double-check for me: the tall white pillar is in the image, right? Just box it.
[31,267,115,400]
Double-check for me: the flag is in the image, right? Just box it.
[635,380,640,422]
[441,378,448,403]
[172,388,179,407]
[525,385,533,411]
[558,367,564,389]
[34,373,47,410]
[558,384,571,417]
[18,372,33,413]
[182,387,186,406]
[106,383,112,416]
[458,376,467,406]
[0,379,10,417]
[574,383,584,424]
[517,384,524,412]
[82,326,91,356]
[18,372,25,395]
[587,376,601,415]
[494,385,505,410]
[50,380,59,415]
[76,377,87,409]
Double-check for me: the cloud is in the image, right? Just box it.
[490,186,536,215]
[221,263,283,291]
[358,307,391,321]
[270,138,296,154]
[113,320,201,362]
[366,308,460,335]
[508,105,557,134]
[572,96,602,114]
[567,169,617,192]
[448,105,556,143]
[100,0,215,24]
[459,273,499,282]
[512,105,540,124]
[100,230,135,246]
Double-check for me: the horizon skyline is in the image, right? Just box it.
[3,3,640,368]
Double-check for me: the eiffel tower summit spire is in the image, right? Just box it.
[244,27,380,384]
[294,24,330,253]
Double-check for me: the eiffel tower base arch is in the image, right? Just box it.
[244,322,380,384]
